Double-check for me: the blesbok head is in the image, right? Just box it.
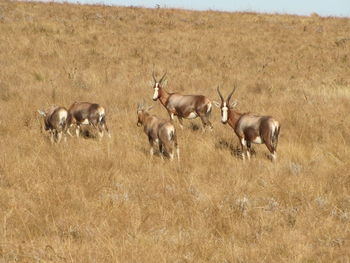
[137,102,153,127]
[152,71,167,101]
[213,86,237,124]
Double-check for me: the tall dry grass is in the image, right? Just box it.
[0,1,349,262]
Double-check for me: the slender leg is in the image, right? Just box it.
[76,125,80,138]
[158,142,164,159]
[246,141,252,160]
[176,146,180,161]
[57,131,62,143]
[103,123,111,138]
[97,124,104,139]
[198,114,212,132]
[67,129,73,137]
[265,142,277,162]
[271,151,277,161]
[240,137,247,160]
[50,130,55,144]
[149,137,155,156]
[178,116,184,129]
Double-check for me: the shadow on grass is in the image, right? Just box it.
[215,138,256,159]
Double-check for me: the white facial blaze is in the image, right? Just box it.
[153,83,159,100]
[222,102,228,123]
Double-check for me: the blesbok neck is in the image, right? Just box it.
[227,109,242,129]
[158,87,170,107]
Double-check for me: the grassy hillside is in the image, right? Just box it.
[0,1,349,262]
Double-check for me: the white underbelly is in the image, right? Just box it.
[252,136,263,144]
[186,112,198,119]
[81,119,89,125]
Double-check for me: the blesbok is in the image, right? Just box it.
[137,102,179,160]
[67,102,111,139]
[213,86,280,161]
[38,106,68,143]
[151,72,213,130]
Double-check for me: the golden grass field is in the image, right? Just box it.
[0,1,349,262]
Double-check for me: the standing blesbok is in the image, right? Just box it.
[137,102,179,160]
[151,72,213,131]
[38,106,68,143]
[67,102,111,139]
[213,86,280,161]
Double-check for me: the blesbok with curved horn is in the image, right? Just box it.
[67,102,111,139]
[137,101,179,161]
[38,106,68,143]
[151,72,213,130]
[213,86,280,161]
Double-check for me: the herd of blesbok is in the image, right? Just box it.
[38,72,280,161]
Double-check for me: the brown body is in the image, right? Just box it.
[214,87,280,161]
[38,106,68,143]
[152,72,212,130]
[137,103,179,160]
[67,101,110,138]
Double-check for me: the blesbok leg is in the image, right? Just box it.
[149,137,155,156]
[239,137,248,160]
[198,112,212,132]
[246,141,252,160]
[50,130,55,144]
[262,131,277,161]
[100,116,111,138]
[177,116,184,129]
[56,131,63,143]
[75,125,81,137]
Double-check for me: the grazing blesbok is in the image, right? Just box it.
[213,86,280,161]
[151,72,213,130]
[137,102,179,160]
[67,102,111,139]
[38,106,68,143]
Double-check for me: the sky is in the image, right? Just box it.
[37,0,350,17]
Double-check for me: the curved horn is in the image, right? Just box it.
[226,85,237,103]
[217,86,224,103]
[159,71,167,84]
[152,71,156,83]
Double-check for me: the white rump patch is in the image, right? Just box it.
[252,136,263,144]
[58,110,68,121]
[187,112,198,119]
[81,119,89,125]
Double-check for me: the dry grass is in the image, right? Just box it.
[0,1,349,262]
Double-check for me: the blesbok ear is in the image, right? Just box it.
[212,101,221,108]
[161,79,168,87]
[37,110,46,117]
[230,101,238,108]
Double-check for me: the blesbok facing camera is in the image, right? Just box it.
[67,102,111,139]
[38,106,68,143]
[213,86,280,161]
[151,72,213,131]
[137,102,179,160]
